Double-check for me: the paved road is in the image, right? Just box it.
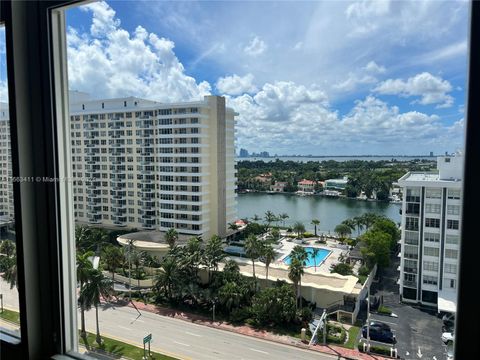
[83,303,337,360]
[1,278,336,360]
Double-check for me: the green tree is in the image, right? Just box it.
[165,228,178,249]
[262,244,276,281]
[311,247,320,272]
[353,216,364,236]
[288,258,304,310]
[290,245,308,265]
[155,256,178,300]
[264,210,276,230]
[293,222,306,238]
[76,251,94,341]
[0,240,15,257]
[102,245,122,282]
[79,269,113,345]
[228,222,239,242]
[252,214,261,222]
[203,235,226,283]
[279,213,289,227]
[360,230,391,268]
[311,219,320,237]
[334,223,352,242]
[371,218,400,250]
[250,284,296,326]
[218,282,241,312]
[330,263,353,276]
[245,234,263,280]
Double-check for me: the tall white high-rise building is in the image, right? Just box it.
[0,102,14,221]
[397,154,462,313]
[68,93,237,239]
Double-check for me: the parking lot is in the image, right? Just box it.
[362,257,452,359]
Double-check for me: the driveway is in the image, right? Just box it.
[366,256,451,360]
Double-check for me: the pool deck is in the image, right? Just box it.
[274,236,349,274]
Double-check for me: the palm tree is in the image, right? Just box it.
[334,223,352,243]
[76,251,94,341]
[311,248,320,272]
[353,216,364,236]
[102,245,122,281]
[263,244,276,281]
[279,213,289,227]
[244,234,262,280]
[311,219,320,237]
[288,258,304,310]
[228,222,240,242]
[342,218,356,234]
[218,282,241,312]
[79,269,113,346]
[165,228,178,249]
[130,249,144,287]
[290,245,308,265]
[264,210,276,229]
[155,256,178,300]
[293,221,306,238]
[203,235,226,283]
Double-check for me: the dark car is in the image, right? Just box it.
[368,321,391,332]
[362,325,396,344]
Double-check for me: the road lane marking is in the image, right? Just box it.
[173,340,191,347]
[131,318,145,323]
[118,325,133,331]
[185,331,202,337]
[249,348,269,355]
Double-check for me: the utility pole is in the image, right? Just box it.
[366,285,371,353]
[128,240,132,301]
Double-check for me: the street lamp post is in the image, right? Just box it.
[128,240,132,301]
[366,285,371,353]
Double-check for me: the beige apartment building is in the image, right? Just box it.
[69,92,237,238]
[0,102,14,222]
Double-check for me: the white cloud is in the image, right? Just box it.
[364,61,386,74]
[333,74,376,92]
[244,36,267,56]
[374,72,454,108]
[216,73,257,95]
[67,1,210,102]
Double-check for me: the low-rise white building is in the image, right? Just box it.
[397,154,462,313]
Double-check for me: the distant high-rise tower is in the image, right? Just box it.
[239,148,249,157]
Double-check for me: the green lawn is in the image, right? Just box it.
[342,326,360,349]
[79,332,179,360]
[0,308,20,324]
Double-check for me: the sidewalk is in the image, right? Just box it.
[128,300,395,360]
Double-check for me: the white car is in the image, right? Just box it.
[441,332,454,344]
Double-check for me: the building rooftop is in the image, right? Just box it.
[399,171,462,184]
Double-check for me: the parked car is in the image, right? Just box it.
[362,325,396,344]
[368,321,391,332]
[441,332,454,344]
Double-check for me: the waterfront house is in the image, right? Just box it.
[270,181,288,192]
[298,179,317,193]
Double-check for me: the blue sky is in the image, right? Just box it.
[1,1,470,155]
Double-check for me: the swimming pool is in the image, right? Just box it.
[283,247,331,267]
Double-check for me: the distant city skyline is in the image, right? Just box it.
[0,0,467,155]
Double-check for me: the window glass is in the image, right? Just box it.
[0,24,21,338]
